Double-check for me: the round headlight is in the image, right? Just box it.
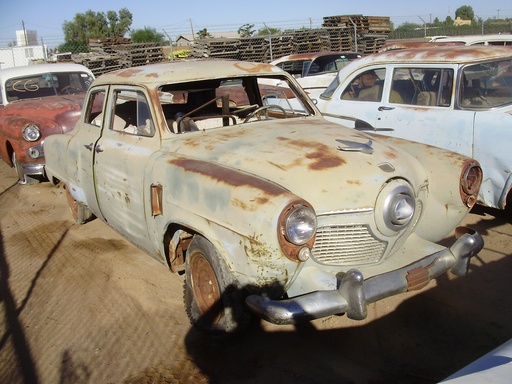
[285,205,317,245]
[22,124,41,142]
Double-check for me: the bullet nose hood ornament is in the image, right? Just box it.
[336,139,374,154]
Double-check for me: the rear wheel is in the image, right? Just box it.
[184,235,251,335]
[65,185,94,224]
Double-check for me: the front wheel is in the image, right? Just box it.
[184,235,251,335]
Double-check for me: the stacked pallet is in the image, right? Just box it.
[73,38,165,76]
[189,14,391,62]
[322,15,391,53]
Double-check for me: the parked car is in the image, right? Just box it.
[314,45,512,211]
[271,51,362,91]
[430,33,512,46]
[44,59,483,334]
[0,63,94,184]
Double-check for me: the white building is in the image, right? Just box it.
[16,29,38,46]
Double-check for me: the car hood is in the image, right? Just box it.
[168,117,426,212]
[1,94,86,133]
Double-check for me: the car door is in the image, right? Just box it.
[375,65,475,158]
[92,87,161,253]
[321,67,388,128]
[68,86,109,217]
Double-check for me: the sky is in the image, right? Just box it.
[0,0,511,46]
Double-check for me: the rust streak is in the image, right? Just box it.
[169,158,288,196]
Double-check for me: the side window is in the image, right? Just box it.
[111,89,154,137]
[341,68,386,102]
[391,67,453,107]
[85,89,106,127]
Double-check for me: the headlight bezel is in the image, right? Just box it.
[22,124,41,142]
[460,160,482,208]
[278,200,317,262]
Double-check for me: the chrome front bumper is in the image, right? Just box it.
[245,227,483,325]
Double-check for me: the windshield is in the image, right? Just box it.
[4,71,94,103]
[158,74,315,133]
[459,59,512,109]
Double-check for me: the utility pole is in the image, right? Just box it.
[22,20,28,45]
[162,29,174,61]
[418,16,427,39]
[189,19,195,40]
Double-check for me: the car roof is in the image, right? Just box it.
[0,63,94,81]
[344,45,512,67]
[92,59,286,87]
[431,33,512,45]
[271,51,361,64]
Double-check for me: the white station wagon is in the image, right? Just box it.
[315,45,512,211]
[44,60,483,334]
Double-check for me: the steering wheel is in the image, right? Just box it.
[243,105,287,123]
[59,85,83,95]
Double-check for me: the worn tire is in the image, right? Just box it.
[184,235,251,335]
[65,185,94,224]
[12,151,40,185]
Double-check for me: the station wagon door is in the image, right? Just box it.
[375,66,475,158]
[92,87,161,253]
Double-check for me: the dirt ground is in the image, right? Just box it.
[0,160,511,384]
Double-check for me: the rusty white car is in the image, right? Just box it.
[271,51,362,91]
[43,59,483,334]
[0,63,94,184]
[314,45,512,211]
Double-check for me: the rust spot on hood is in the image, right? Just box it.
[169,158,289,196]
[276,137,346,170]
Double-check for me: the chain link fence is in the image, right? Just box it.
[2,15,511,76]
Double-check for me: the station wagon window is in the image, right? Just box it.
[459,59,512,109]
[391,67,454,107]
[110,90,154,137]
[341,68,387,102]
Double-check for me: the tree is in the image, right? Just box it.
[257,26,281,36]
[196,28,213,39]
[131,27,165,43]
[455,5,475,21]
[62,8,133,44]
[444,16,454,26]
[238,24,255,38]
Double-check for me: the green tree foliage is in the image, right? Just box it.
[238,24,255,38]
[131,27,165,43]
[257,26,281,35]
[196,28,213,39]
[455,5,475,21]
[62,8,133,45]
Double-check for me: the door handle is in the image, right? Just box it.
[84,143,93,151]
[378,106,395,111]
[95,145,104,153]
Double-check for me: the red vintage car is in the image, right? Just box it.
[0,63,94,184]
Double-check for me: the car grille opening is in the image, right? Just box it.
[312,224,387,266]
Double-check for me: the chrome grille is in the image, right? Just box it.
[312,224,387,266]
